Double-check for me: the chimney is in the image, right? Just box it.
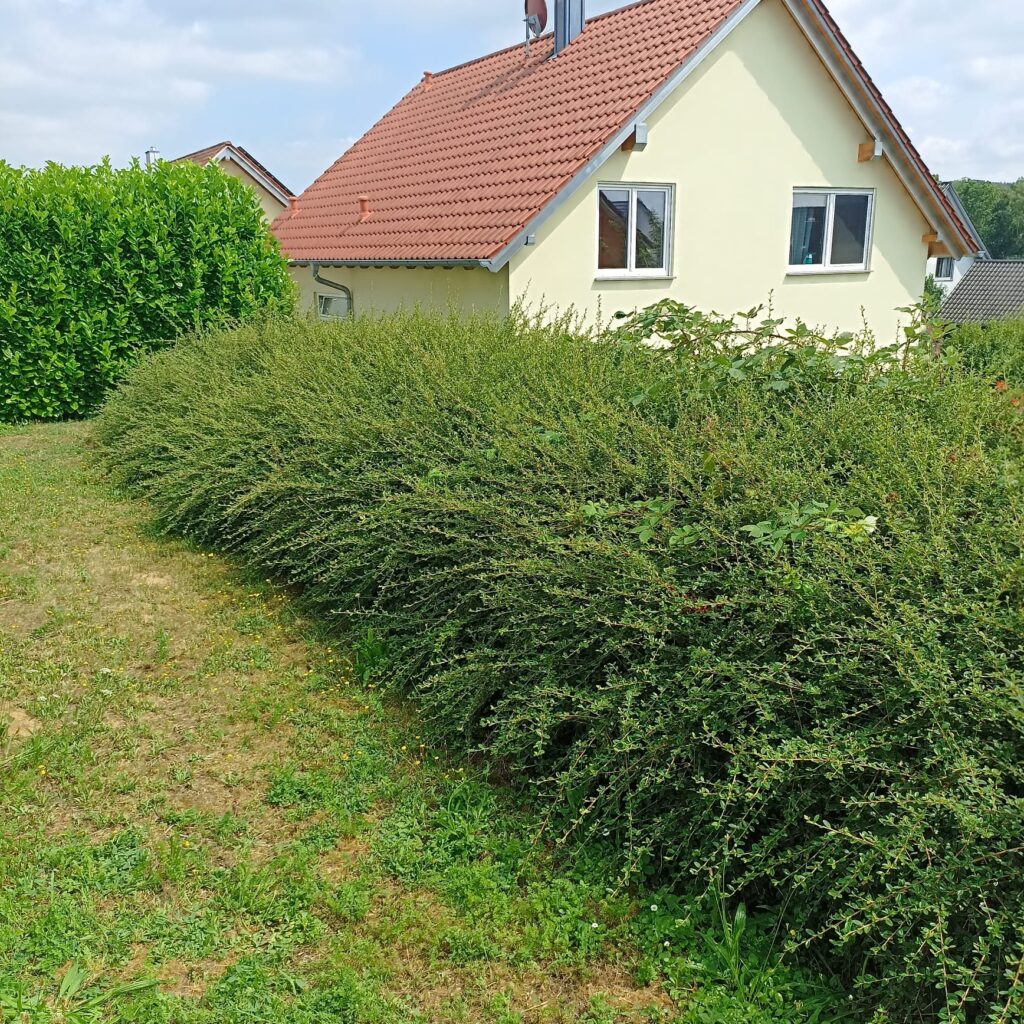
[554,0,585,55]
[144,146,161,168]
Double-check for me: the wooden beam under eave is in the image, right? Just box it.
[858,140,882,162]
[621,133,636,152]
[928,241,952,259]
[922,232,939,244]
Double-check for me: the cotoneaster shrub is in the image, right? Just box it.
[947,317,1024,385]
[94,309,1024,1022]
[0,159,293,422]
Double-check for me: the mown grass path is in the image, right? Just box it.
[0,423,682,1024]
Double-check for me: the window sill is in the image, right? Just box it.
[786,266,871,277]
[595,272,675,282]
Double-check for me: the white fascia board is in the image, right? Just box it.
[214,147,292,208]
[487,0,764,273]
[289,259,491,270]
[781,0,971,258]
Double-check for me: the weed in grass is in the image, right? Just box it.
[0,963,159,1024]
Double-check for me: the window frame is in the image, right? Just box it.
[934,256,955,282]
[787,188,875,275]
[595,183,675,280]
[316,288,354,321]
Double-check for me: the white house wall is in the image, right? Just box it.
[928,254,977,296]
[289,264,510,318]
[507,0,934,342]
[217,157,288,222]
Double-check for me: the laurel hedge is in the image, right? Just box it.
[0,159,293,422]
[94,311,1024,1022]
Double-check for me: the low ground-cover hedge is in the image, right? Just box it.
[0,159,293,422]
[95,311,1024,1022]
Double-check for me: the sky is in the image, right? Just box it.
[0,0,1021,194]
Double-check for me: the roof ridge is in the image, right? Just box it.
[429,0,658,79]
[174,141,232,162]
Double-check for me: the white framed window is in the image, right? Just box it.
[317,288,353,320]
[597,184,673,278]
[788,189,874,274]
[935,256,955,281]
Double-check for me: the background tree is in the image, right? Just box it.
[953,177,1024,258]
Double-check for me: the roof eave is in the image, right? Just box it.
[215,146,294,207]
[784,0,974,257]
[289,258,496,271]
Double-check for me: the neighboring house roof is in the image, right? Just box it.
[272,0,974,269]
[941,261,1024,324]
[175,141,295,205]
[940,182,989,257]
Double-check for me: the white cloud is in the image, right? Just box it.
[830,0,1024,181]
[967,55,1024,91]
[0,0,358,168]
[0,0,1019,187]
[917,134,970,167]
[885,76,951,116]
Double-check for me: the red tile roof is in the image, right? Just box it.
[175,142,295,200]
[273,0,747,263]
[175,142,231,167]
[271,0,972,264]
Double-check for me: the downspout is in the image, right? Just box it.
[311,262,349,293]
[310,263,354,318]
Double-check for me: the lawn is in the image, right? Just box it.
[0,423,825,1023]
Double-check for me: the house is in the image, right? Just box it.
[941,260,1024,324]
[172,142,294,221]
[927,183,989,295]
[271,0,975,341]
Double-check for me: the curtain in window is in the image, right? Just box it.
[790,194,827,266]
[598,189,630,269]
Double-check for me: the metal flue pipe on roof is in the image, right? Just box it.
[553,0,585,55]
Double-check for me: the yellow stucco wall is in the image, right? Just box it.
[289,264,510,318]
[507,0,933,343]
[217,158,288,222]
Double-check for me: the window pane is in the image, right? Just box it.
[635,189,667,270]
[789,193,827,266]
[830,194,870,265]
[598,188,630,270]
[936,257,954,280]
[318,292,351,319]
